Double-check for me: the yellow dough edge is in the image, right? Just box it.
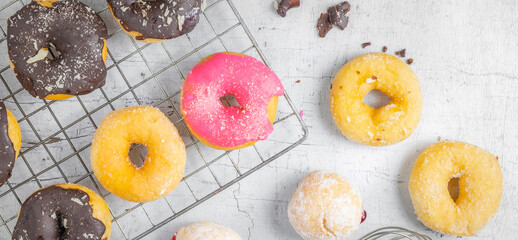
[408,141,502,236]
[181,52,280,151]
[330,53,422,146]
[35,0,59,8]
[6,109,21,159]
[58,183,112,240]
[91,106,186,202]
[106,3,165,43]
[185,96,278,151]
[8,39,108,101]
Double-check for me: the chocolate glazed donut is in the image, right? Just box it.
[0,102,16,187]
[7,0,108,100]
[107,0,204,43]
[13,184,111,240]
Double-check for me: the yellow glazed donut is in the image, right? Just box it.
[174,222,242,240]
[0,103,22,187]
[330,53,422,146]
[91,106,186,202]
[409,141,502,236]
[287,170,363,240]
[13,183,111,239]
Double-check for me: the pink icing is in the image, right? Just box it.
[181,53,284,147]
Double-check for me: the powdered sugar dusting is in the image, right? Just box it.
[175,222,242,240]
[287,170,363,240]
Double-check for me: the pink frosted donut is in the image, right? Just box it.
[181,52,284,150]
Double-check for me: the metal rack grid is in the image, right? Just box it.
[0,0,308,239]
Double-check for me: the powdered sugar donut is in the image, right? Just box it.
[173,222,242,240]
[181,52,284,150]
[409,141,502,236]
[288,170,363,240]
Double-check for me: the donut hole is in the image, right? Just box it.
[56,212,67,237]
[47,43,61,60]
[220,94,243,109]
[363,89,391,109]
[448,177,460,202]
[128,143,148,168]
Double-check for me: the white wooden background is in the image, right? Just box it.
[178,0,517,239]
[0,0,517,239]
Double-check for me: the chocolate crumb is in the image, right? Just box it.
[382,46,387,52]
[330,84,333,89]
[295,80,301,83]
[372,75,378,80]
[317,13,333,38]
[327,1,350,30]
[395,49,406,57]
[356,71,360,74]
[275,0,300,17]
[361,42,371,48]
[406,59,414,65]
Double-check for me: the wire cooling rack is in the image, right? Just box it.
[0,0,308,239]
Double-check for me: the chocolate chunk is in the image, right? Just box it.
[336,1,351,12]
[361,42,371,48]
[407,59,414,65]
[0,102,15,187]
[13,186,107,239]
[327,1,350,30]
[276,0,300,17]
[382,46,387,52]
[317,13,333,38]
[395,49,406,57]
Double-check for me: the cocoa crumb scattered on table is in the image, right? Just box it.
[275,0,300,17]
[328,1,350,30]
[406,59,414,65]
[295,80,301,83]
[382,46,387,52]
[395,49,406,57]
[361,42,371,48]
[317,13,333,38]
[317,1,351,37]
